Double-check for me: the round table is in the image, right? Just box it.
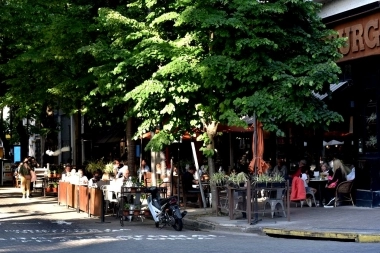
[309,179,328,207]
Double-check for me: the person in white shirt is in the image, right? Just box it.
[78,169,88,184]
[117,165,129,179]
[301,166,316,194]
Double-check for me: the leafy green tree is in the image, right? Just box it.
[120,0,344,212]
[0,0,125,162]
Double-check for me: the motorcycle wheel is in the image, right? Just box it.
[155,222,159,228]
[172,218,183,231]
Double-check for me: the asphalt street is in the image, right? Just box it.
[1,187,380,252]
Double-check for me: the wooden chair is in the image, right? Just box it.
[334,180,354,207]
[144,172,152,187]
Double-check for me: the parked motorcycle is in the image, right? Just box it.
[146,186,187,231]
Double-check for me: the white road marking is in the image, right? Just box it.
[51,220,72,225]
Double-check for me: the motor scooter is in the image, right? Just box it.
[146,186,187,231]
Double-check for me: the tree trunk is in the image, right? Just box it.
[16,120,28,160]
[126,117,136,175]
[203,121,218,213]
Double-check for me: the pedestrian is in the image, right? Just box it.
[19,157,32,199]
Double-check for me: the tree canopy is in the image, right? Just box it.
[0,0,344,155]
[83,0,344,152]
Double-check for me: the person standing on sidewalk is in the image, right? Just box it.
[28,157,39,197]
[19,157,32,199]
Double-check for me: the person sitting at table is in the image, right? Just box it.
[78,169,88,185]
[113,159,123,178]
[117,169,130,183]
[291,160,307,178]
[323,159,348,208]
[271,158,287,178]
[88,172,101,187]
[300,166,316,207]
[116,164,129,179]
[62,164,71,179]
[137,159,150,174]
[320,162,333,179]
[182,165,200,203]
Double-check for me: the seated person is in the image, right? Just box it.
[102,172,110,181]
[117,165,129,179]
[117,169,130,184]
[88,172,101,187]
[320,162,333,179]
[323,159,347,208]
[62,165,71,181]
[300,166,316,207]
[137,159,150,175]
[182,165,200,203]
[78,169,88,184]
[97,172,111,187]
[182,165,198,192]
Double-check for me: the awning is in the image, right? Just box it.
[323,140,344,146]
[312,81,348,100]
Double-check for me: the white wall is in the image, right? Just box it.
[317,0,378,18]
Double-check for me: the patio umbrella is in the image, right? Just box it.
[248,120,269,175]
[326,140,344,146]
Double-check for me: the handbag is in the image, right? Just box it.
[24,174,31,180]
[31,170,37,182]
[327,180,338,188]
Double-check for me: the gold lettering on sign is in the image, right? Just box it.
[334,13,380,61]
[351,24,365,52]
[364,19,379,49]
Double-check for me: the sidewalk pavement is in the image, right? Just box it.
[1,186,380,243]
[182,200,380,243]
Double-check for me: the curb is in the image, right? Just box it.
[183,217,380,243]
[262,228,380,243]
[183,217,264,235]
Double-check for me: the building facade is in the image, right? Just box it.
[318,0,380,207]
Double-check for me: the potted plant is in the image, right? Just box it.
[86,160,105,175]
[270,173,286,188]
[104,162,114,176]
[52,182,58,193]
[45,184,52,193]
[210,171,227,187]
[228,172,249,188]
[123,203,130,216]
[133,205,141,216]
[253,174,271,188]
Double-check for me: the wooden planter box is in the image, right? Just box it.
[58,182,68,205]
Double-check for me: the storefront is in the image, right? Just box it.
[326,4,380,207]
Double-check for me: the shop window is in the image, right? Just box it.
[365,99,377,152]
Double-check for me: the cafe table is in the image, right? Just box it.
[309,178,328,207]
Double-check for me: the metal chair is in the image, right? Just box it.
[334,180,354,207]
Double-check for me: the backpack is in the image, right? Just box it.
[19,164,30,176]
